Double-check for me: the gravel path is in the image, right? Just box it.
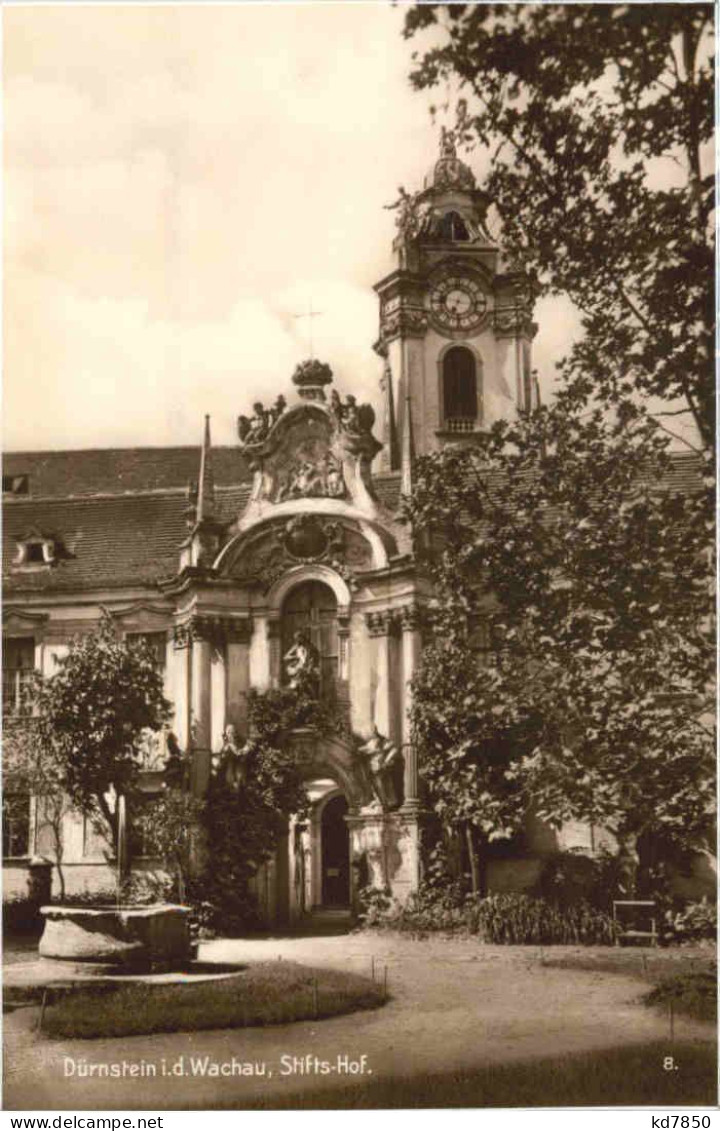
[3,934,714,1110]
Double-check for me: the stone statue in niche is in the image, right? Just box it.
[283,630,320,693]
[357,727,402,811]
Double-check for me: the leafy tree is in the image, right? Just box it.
[404,3,714,451]
[132,788,205,904]
[407,405,714,894]
[3,722,73,900]
[200,687,311,932]
[28,616,172,865]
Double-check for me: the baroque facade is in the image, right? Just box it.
[3,135,708,922]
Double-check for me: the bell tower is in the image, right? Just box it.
[374,130,538,463]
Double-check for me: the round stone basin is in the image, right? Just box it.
[39,904,192,971]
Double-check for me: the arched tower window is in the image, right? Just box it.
[442,346,481,431]
[281,580,338,696]
[437,211,470,241]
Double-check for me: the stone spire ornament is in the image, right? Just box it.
[195,414,215,523]
[291,358,334,402]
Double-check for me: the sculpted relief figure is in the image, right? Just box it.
[283,630,320,693]
[324,454,345,497]
[275,452,345,502]
[384,185,423,240]
[358,727,402,811]
[237,396,286,448]
[440,125,457,158]
[328,390,375,439]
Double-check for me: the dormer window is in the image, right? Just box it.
[3,475,29,496]
[13,530,58,570]
[441,346,482,432]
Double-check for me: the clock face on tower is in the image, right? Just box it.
[429,272,487,334]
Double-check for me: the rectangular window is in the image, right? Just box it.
[3,793,31,857]
[2,637,35,719]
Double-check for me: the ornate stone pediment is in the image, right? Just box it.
[260,406,346,505]
[221,515,374,592]
[233,361,383,520]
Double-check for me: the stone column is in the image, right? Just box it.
[249,615,271,692]
[190,619,213,797]
[399,604,422,812]
[337,611,350,682]
[171,625,192,751]
[365,610,399,744]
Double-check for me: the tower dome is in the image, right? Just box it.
[424,128,476,193]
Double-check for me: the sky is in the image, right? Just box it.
[3,3,581,453]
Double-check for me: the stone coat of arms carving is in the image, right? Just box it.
[233,361,382,520]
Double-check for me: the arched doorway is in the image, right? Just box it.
[320,794,350,907]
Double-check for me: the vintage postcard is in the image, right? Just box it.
[3,2,716,1120]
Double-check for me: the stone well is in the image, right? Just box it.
[38,904,192,971]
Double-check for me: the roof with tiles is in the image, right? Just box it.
[3,446,250,500]
[3,485,252,594]
[3,440,699,597]
[2,442,404,596]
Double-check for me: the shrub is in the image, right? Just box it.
[356,886,395,929]
[532,851,616,911]
[663,898,717,945]
[475,893,616,945]
[357,883,616,945]
[644,969,717,1022]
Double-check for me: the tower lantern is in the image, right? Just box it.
[374,130,538,462]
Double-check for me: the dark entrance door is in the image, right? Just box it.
[321,794,350,907]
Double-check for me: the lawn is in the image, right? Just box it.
[237,1041,718,1109]
[24,961,386,1039]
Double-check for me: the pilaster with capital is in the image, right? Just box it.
[337,611,350,682]
[226,617,253,736]
[398,603,422,812]
[365,609,400,745]
[190,634,212,795]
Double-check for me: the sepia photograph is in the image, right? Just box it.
[2,1,716,1116]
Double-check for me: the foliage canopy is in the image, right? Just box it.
[25,615,172,856]
[406,405,714,891]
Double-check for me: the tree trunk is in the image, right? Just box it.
[465,823,481,895]
[615,831,639,898]
[52,817,66,903]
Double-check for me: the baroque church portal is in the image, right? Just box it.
[9,133,698,924]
